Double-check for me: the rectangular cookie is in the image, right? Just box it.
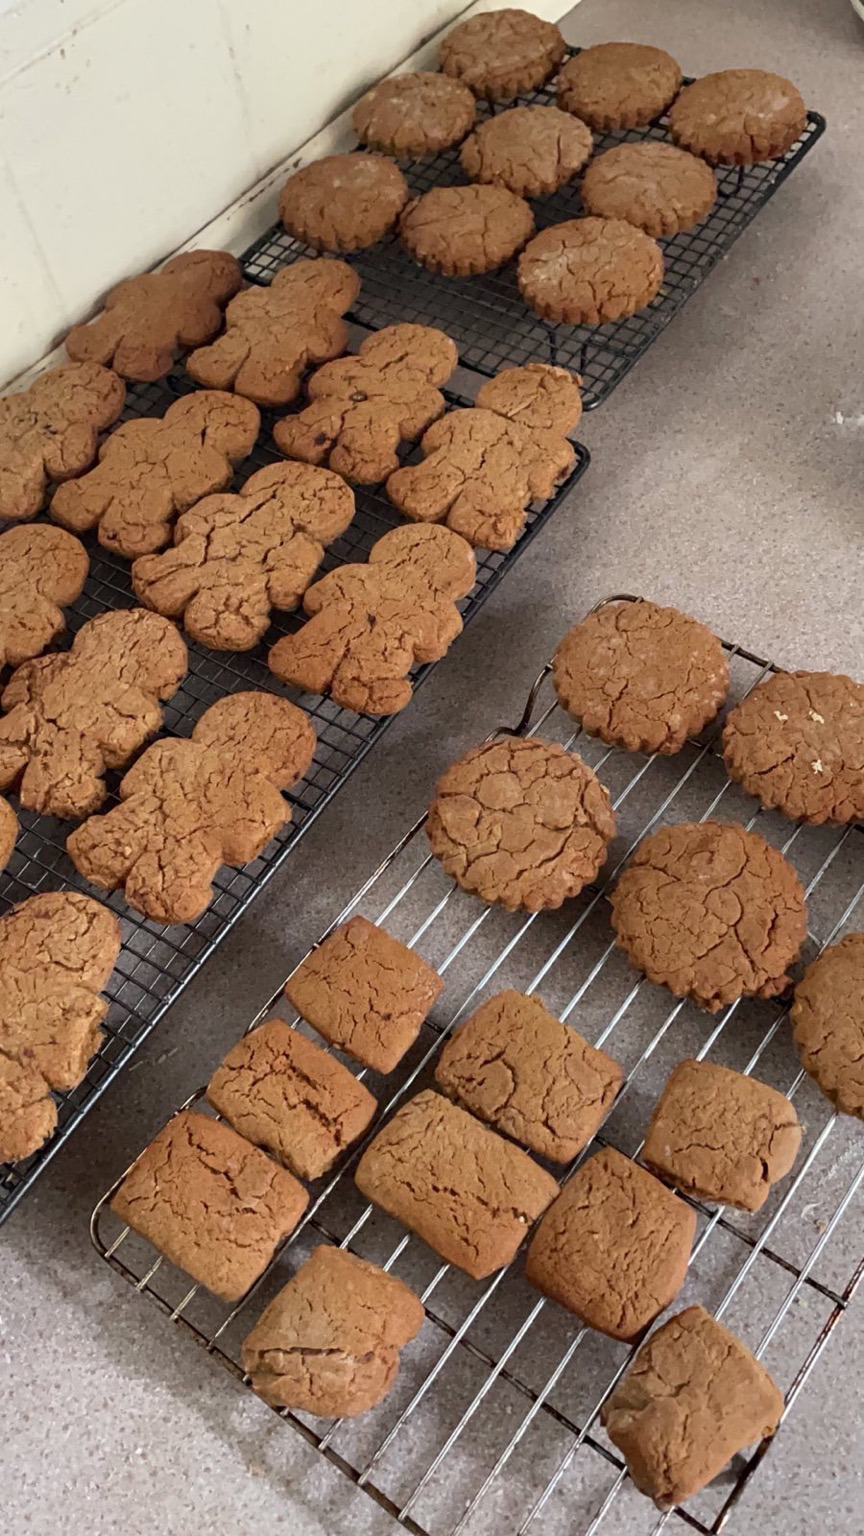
[354,1089,559,1279]
[434,990,623,1162]
[111,1110,308,1301]
[207,1018,378,1181]
[284,915,443,1073]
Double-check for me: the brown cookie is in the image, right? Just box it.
[353,71,477,157]
[0,797,17,872]
[439,8,566,102]
[269,523,476,715]
[279,154,409,252]
[669,69,807,166]
[461,105,593,198]
[0,362,125,523]
[0,891,120,1161]
[65,251,243,382]
[241,1245,425,1416]
[581,142,718,238]
[186,259,360,408]
[427,736,616,912]
[0,609,188,820]
[643,1059,801,1211]
[601,1305,784,1507]
[557,42,682,132]
[274,324,457,485]
[67,691,316,924]
[552,599,729,755]
[399,184,535,276]
[791,934,864,1119]
[387,362,581,551]
[518,216,664,325]
[723,671,864,825]
[0,524,89,670]
[131,462,355,652]
[611,821,808,1013]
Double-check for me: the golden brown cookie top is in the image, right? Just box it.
[400,183,535,276]
[353,71,476,157]
[0,889,120,988]
[0,523,90,670]
[669,68,807,165]
[0,1053,57,1165]
[791,933,864,1119]
[557,42,682,131]
[581,141,717,237]
[279,154,409,252]
[518,216,664,326]
[0,361,125,523]
[474,362,583,435]
[460,105,593,198]
[440,8,566,101]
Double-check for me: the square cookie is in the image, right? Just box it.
[601,1305,784,1507]
[284,916,443,1073]
[434,990,623,1162]
[355,1089,559,1279]
[524,1146,695,1339]
[643,1059,801,1212]
[111,1110,308,1301]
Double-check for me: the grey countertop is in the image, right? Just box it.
[4,1,864,1532]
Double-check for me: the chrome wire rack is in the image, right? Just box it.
[92,596,864,1536]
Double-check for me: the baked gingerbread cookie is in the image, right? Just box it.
[269,523,475,715]
[427,736,616,912]
[440,8,566,102]
[353,71,476,157]
[519,216,664,325]
[557,42,682,131]
[399,184,535,276]
[65,251,243,382]
[791,934,864,1119]
[50,390,260,559]
[279,154,409,252]
[131,462,355,651]
[723,670,864,825]
[0,797,17,873]
[461,105,593,199]
[581,142,717,237]
[0,362,125,523]
[0,609,188,820]
[186,259,360,408]
[611,821,808,1013]
[552,599,729,754]
[67,691,316,924]
[669,69,807,166]
[0,524,89,670]
[273,324,458,485]
[387,363,581,551]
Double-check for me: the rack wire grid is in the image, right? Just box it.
[92,594,864,1536]
[0,367,589,1224]
[240,55,825,410]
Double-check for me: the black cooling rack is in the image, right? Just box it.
[241,61,824,410]
[0,370,589,1224]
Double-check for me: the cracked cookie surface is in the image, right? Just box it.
[426,737,615,912]
[435,989,623,1163]
[581,142,717,237]
[400,183,535,276]
[355,1088,558,1279]
[0,524,89,670]
[439,8,566,102]
[791,933,864,1119]
[353,71,476,157]
[557,42,682,132]
[241,1244,425,1416]
[610,821,808,1013]
[111,1109,308,1301]
[279,154,409,252]
[669,69,807,166]
[723,670,864,825]
[553,599,728,755]
[0,1054,57,1165]
[460,105,592,198]
[0,361,125,523]
[518,216,664,325]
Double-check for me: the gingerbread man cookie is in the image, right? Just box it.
[131,462,355,652]
[269,522,476,715]
[0,609,188,820]
[0,524,89,670]
[50,390,260,559]
[387,363,582,550]
[0,362,125,523]
[67,692,317,925]
[186,259,360,408]
[65,250,243,382]
[273,324,458,486]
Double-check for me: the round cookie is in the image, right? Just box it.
[518,217,663,325]
[557,42,682,132]
[669,69,807,166]
[440,8,566,102]
[791,934,864,1119]
[723,671,864,825]
[553,601,728,755]
[0,796,17,872]
[352,72,476,158]
[400,184,535,276]
[581,143,717,238]
[460,106,593,199]
[610,821,808,1013]
[426,736,616,912]
[279,154,409,252]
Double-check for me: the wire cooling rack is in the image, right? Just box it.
[92,595,864,1536]
[0,370,588,1225]
[240,56,825,410]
